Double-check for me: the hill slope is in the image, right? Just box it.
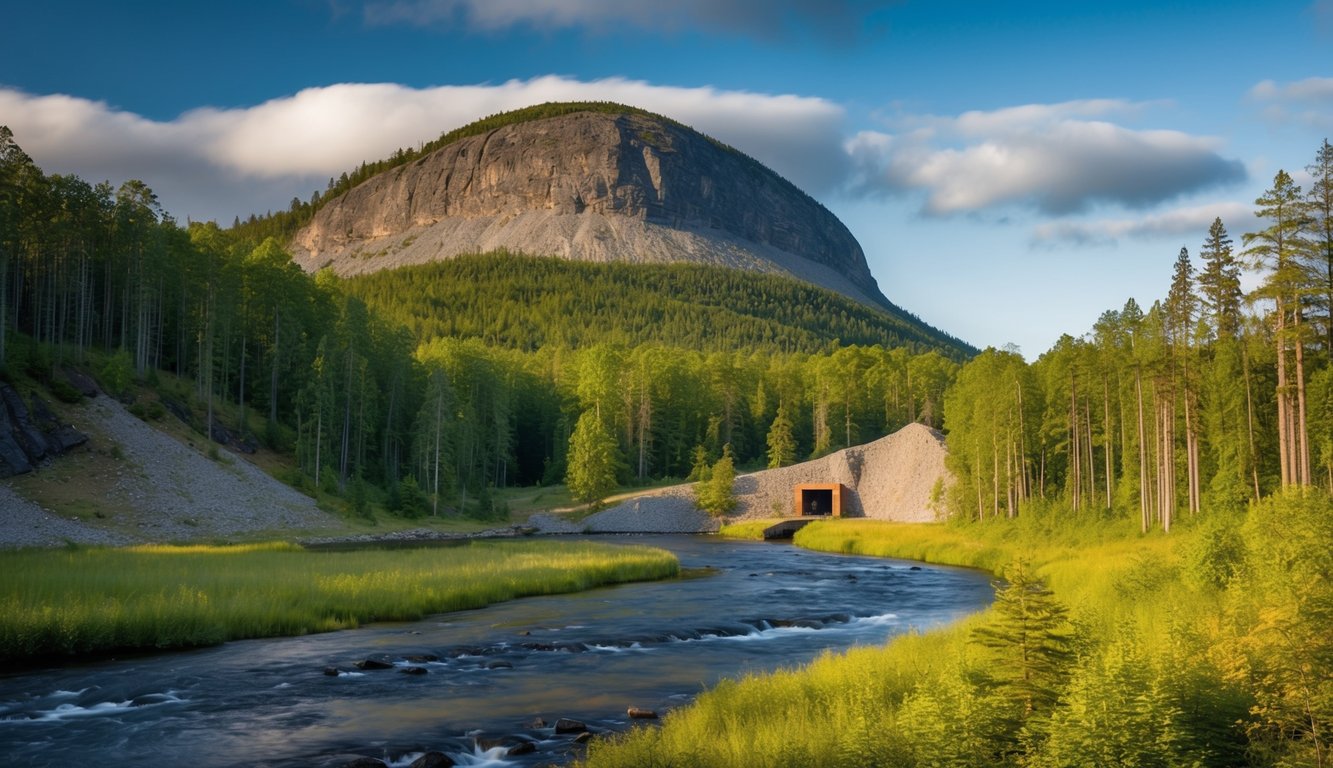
[342,253,973,357]
[289,104,892,310]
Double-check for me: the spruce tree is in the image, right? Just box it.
[1198,217,1242,339]
[971,560,1073,720]
[695,443,738,516]
[766,404,797,468]
[566,410,620,503]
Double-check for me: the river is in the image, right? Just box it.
[0,535,992,767]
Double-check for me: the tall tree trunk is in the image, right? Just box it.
[1136,367,1149,533]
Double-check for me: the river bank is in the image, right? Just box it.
[0,535,992,767]
[581,501,1333,768]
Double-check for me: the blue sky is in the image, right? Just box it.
[3,0,1331,356]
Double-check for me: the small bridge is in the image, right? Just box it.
[763,519,817,540]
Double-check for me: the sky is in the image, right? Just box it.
[3,0,1331,357]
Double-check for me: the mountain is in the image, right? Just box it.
[289,103,892,310]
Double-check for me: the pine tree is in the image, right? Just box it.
[1245,170,1314,488]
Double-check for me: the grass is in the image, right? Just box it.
[0,539,679,664]
[716,519,783,539]
[582,507,1259,768]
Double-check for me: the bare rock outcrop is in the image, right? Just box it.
[291,109,890,309]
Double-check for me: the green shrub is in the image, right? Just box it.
[99,348,133,397]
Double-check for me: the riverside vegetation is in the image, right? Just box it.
[0,540,679,664]
[587,495,1330,767]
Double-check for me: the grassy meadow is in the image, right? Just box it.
[586,493,1332,768]
[0,539,678,664]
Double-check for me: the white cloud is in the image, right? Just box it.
[361,0,887,41]
[1030,202,1258,247]
[1249,77,1333,130]
[847,99,1245,216]
[0,77,846,223]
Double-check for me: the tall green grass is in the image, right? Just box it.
[584,505,1277,767]
[0,540,678,663]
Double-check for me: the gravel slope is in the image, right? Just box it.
[0,485,134,549]
[0,396,335,548]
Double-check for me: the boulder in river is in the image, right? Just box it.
[354,656,395,670]
[407,752,455,768]
[627,707,659,719]
[554,718,588,734]
[326,757,388,768]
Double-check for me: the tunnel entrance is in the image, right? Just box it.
[793,483,843,517]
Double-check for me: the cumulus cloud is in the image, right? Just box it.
[0,77,846,223]
[1249,77,1333,129]
[1030,202,1258,247]
[361,0,891,42]
[847,99,1245,216]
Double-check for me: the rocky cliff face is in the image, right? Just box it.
[291,110,890,308]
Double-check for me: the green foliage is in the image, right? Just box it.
[566,410,621,503]
[765,404,796,468]
[344,253,970,358]
[100,347,133,397]
[49,377,83,404]
[695,444,738,517]
[1225,491,1333,767]
[0,541,678,662]
[1184,512,1246,590]
[391,475,428,518]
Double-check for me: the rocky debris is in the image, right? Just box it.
[61,367,100,398]
[77,395,332,542]
[0,383,89,478]
[291,110,890,311]
[399,666,428,676]
[322,666,341,677]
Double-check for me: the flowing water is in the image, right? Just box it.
[0,535,992,767]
